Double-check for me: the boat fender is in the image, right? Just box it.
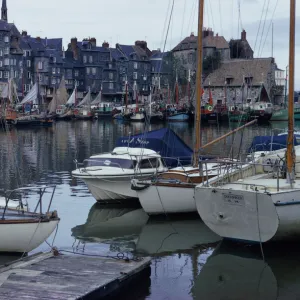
[207,105,213,111]
[131,179,151,191]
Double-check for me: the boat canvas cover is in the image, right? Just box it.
[248,135,300,153]
[116,128,193,167]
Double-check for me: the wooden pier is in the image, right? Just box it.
[0,251,151,299]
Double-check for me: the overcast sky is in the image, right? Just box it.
[7,0,300,87]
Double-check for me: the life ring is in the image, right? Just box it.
[207,105,213,111]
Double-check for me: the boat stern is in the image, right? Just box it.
[195,186,279,243]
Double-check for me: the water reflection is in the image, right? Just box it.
[72,205,220,257]
[192,240,300,300]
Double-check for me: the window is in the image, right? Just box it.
[109,82,114,89]
[38,61,43,70]
[75,70,79,77]
[53,57,56,63]
[4,47,9,55]
[109,72,113,80]
[38,74,42,82]
[52,78,56,84]
[14,71,18,78]
[133,62,138,69]
[4,58,9,66]
[143,75,147,81]
[4,36,9,43]
[67,69,72,78]
[92,67,96,75]
[108,63,112,69]
[86,67,90,74]
[52,67,56,74]
[83,158,136,169]
[0,71,2,78]
[0,50,2,56]
[144,64,148,70]
[0,61,2,67]
[4,71,9,78]
[89,56,93,63]
[133,72,137,80]
[10,58,13,65]
[27,71,31,79]
[57,78,60,84]
[57,68,60,74]
[139,158,159,169]
[245,77,252,85]
[83,55,87,63]
[27,60,31,67]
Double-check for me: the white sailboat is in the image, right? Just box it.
[0,186,59,253]
[75,88,94,120]
[195,0,300,243]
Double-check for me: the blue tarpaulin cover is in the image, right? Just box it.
[116,128,193,167]
[248,135,300,153]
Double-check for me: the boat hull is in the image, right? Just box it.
[130,113,145,122]
[271,107,300,121]
[195,186,300,243]
[133,182,196,214]
[166,113,189,122]
[0,219,59,253]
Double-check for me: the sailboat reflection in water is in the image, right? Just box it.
[71,204,220,256]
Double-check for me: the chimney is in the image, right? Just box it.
[135,40,147,51]
[36,36,41,42]
[190,32,195,37]
[102,41,109,48]
[90,37,96,47]
[22,30,27,37]
[241,29,246,41]
[70,37,78,60]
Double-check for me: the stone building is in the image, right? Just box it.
[229,30,254,59]
[202,58,277,105]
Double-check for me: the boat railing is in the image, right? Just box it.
[1,185,57,220]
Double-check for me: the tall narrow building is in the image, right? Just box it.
[1,0,7,22]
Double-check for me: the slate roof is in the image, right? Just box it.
[172,33,229,52]
[76,41,109,52]
[203,58,274,87]
[110,48,125,60]
[150,51,171,74]
[117,44,149,60]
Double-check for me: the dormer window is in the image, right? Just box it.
[226,78,233,85]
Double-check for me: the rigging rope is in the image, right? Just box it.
[257,0,272,57]
[253,0,267,56]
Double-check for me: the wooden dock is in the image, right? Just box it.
[0,251,151,299]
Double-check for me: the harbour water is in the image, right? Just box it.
[0,120,300,299]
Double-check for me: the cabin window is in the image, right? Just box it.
[139,158,160,169]
[84,158,137,169]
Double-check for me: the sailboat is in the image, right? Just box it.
[131,0,244,215]
[48,77,70,120]
[195,0,300,243]
[166,79,189,122]
[74,88,94,120]
[113,81,132,121]
[130,84,145,122]
[0,185,59,253]
[91,85,114,118]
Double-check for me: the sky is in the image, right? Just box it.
[6,0,300,87]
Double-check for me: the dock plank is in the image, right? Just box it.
[0,252,151,300]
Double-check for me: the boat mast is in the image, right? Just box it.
[287,0,296,183]
[193,0,204,167]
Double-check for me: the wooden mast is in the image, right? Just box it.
[287,0,296,182]
[193,0,204,167]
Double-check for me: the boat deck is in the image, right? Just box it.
[0,251,151,299]
[222,174,300,192]
[0,208,46,221]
